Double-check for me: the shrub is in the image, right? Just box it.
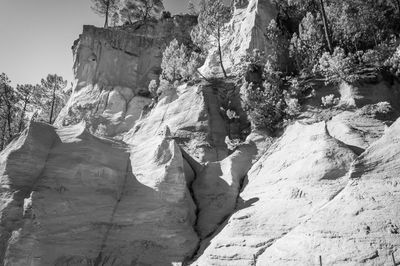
[385,44,400,77]
[161,39,201,83]
[240,81,285,131]
[161,11,171,19]
[148,79,158,98]
[315,47,360,85]
[321,94,339,107]
[284,97,301,117]
[289,12,324,76]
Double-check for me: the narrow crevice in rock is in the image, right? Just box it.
[182,158,202,265]
[202,82,229,161]
[185,149,255,264]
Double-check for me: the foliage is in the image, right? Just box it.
[90,0,121,28]
[240,63,286,131]
[120,0,164,24]
[148,79,158,98]
[326,0,399,52]
[321,94,339,107]
[265,19,290,71]
[39,74,68,124]
[315,47,360,84]
[160,39,201,83]
[385,44,400,77]
[187,0,198,15]
[161,11,171,19]
[0,73,69,151]
[191,0,231,78]
[289,12,324,76]
[240,82,285,131]
[0,73,18,150]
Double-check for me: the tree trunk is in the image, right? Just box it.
[6,104,12,140]
[319,0,333,53]
[217,27,228,78]
[0,120,6,150]
[49,85,56,124]
[18,100,28,133]
[104,0,110,28]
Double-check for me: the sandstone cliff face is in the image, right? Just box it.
[56,16,197,137]
[200,0,277,76]
[2,2,400,265]
[257,118,400,265]
[2,122,197,266]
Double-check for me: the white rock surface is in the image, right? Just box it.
[192,122,357,266]
[200,0,277,76]
[124,83,229,162]
[327,111,386,154]
[2,122,198,265]
[257,118,400,265]
[56,16,197,137]
[193,143,257,239]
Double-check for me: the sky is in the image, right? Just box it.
[0,0,195,86]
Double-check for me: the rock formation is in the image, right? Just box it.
[200,0,277,76]
[1,1,400,265]
[56,15,197,137]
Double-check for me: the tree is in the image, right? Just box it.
[192,0,231,78]
[289,12,324,75]
[161,39,201,82]
[187,0,198,15]
[0,73,19,150]
[111,12,120,27]
[318,0,332,53]
[15,84,41,132]
[90,0,121,28]
[39,74,67,124]
[120,0,164,24]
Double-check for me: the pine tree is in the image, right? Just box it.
[192,0,231,78]
[39,74,67,124]
[187,0,198,15]
[120,0,164,24]
[90,0,121,28]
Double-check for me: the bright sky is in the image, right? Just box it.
[0,0,195,86]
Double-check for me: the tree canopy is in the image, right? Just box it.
[191,0,231,78]
[90,0,121,28]
[0,73,69,151]
[120,0,164,24]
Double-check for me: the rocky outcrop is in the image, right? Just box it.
[124,82,231,163]
[192,122,357,265]
[327,111,387,154]
[257,118,400,265]
[193,143,257,239]
[0,123,57,263]
[2,122,198,265]
[200,0,277,76]
[3,3,400,265]
[56,16,197,137]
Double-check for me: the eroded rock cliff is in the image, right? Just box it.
[56,15,197,137]
[1,1,400,265]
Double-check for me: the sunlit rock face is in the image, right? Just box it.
[56,16,197,137]
[2,0,400,265]
[191,122,358,266]
[2,122,198,266]
[200,0,277,76]
[256,118,400,266]
[124,82,231,163]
